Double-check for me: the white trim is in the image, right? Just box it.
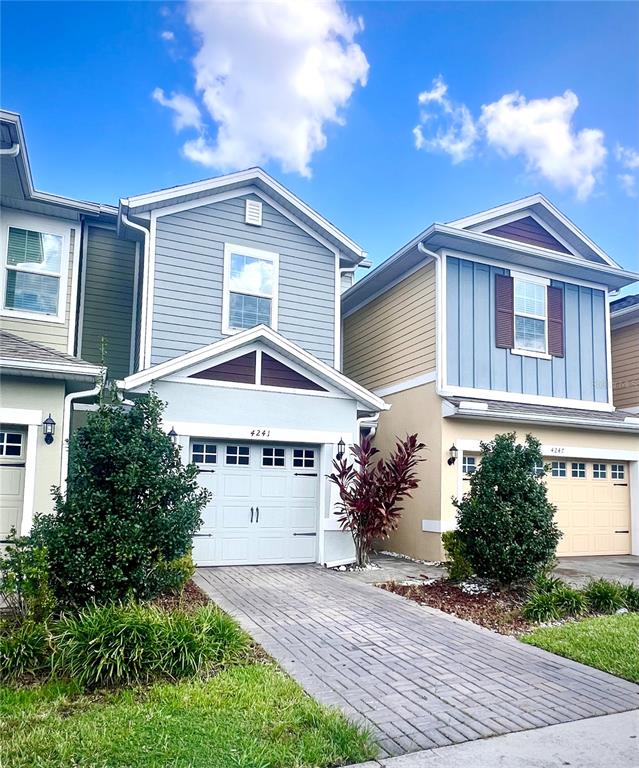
[222,242,279,336]
[255,348,263,386]
[66,224,81,355]
[421,519,457,533]
[0,407,41,425]
[168,421,348,445]
[374,371,437,398]
[77,221,89,357]
[510,348,552,361]
[604,288,614,407]
[447,193,618,268]
[449,406,639,433]
[442,385,614,412]
[143,211,157,369]
[0,210,72,325]
[0,358,101,377]
[630,461,639,556]
[121,167,364,261]
[168,376,350,400]
[334,252,340,369]
[510,269,550,287]
[120,324,388,412]
[456,438,639,463]
[129,242,140,374]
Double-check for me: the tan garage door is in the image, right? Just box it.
[546,460,630,556]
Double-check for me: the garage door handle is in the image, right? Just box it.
[294,472,318,476]
[256,506,259,523]
[293,532,317,536]
[0,462,25,468]
[614,483,628,486]
[615,530,629,534]
[250,507,254,523]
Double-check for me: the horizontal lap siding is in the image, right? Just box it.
[343,261,436,391]
[81,227,136,380]
[151,196,335,365]
[611,322,639,409]
[446,255,609,403]
[1,228,76,352]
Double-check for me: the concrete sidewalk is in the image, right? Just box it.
[349,710,639,767]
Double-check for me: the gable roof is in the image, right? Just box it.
[120,325,388,412]
[120,167,366,264]
[0,330,102,380]
[447,193,617,267]
[610,292,639,328]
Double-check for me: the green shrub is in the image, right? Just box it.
[156,553,196,596]
[51,602,249,687]
[522,591,561,623]
[0,531,56,621]
[441,530,473,581]
[455,433,561,588]
[33,389,211,607]
[621,583,639,612]
[0,620,50,681]
[584,579,625,614]
[555,586,588,617]
[531,572,564,595]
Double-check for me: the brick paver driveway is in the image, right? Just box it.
[195,565,639,757]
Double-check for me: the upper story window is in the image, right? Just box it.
[223,243,279,335]
[2,221,67,322]
[513,276,547,354]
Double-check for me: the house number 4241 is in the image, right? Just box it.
[250,429,271,438]
[549,446,565,454]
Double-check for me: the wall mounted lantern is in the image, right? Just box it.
[336,437,346,460]
[43,414,56,445]
[168,427,178,446]
[447,444,458,466]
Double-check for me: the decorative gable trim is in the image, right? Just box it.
[485,215,572,255]
[261,353,327,391]
[190,351,256,384]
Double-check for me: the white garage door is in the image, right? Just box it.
[0,428,26,542]
[191,440,320,566]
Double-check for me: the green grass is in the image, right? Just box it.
[0,663,375,768]
[521,613,639,683]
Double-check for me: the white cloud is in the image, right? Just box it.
[618,173,637,197]
[615,144,639,169]
[412,76,477,163]
[155,0,368,177]
[160,30,175,42]
[152,88,202,131]
[414,79,607,200]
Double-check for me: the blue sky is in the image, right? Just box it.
[2,1,638,284]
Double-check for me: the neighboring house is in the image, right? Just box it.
[0,109,386,566]
[343,196,639,560]
[610,294,639,413]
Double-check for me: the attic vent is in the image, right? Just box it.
[245,199,263,226]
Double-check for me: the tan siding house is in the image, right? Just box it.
[611,295,639,411]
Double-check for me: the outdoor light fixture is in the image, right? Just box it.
[336,437,346,460]
[447,444,458,466]
[168,427,178,445]
[43,414,56,445]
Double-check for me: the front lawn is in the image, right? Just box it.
[521,613,639,683]
[0,662,375,768]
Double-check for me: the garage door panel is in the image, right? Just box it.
[220,536,251,563]
[254,504,288,529]
[259,475,287,498]
[221,504,252,529]
[291,475,317,499]
[291,505,317,529]
[254,534,317,562]
[222,473,252,497]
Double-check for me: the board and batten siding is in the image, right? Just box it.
[151,195,336,366]
[80,226,137,380]
[611,322,639,409]
[446,255,609,403]
[1,226,76,353]
[343,262,436,391]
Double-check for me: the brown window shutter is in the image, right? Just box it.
[495,274,514,348]
[547,285,564,357]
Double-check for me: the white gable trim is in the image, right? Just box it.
[120,325,388,412]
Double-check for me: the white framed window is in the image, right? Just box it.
[512,273,549,357]
[222,243,279,335]
[0,431,23,457]
[551,461,566,477]
[293,448,315,468]
[1,212,70,323]
[592,463,607,479]
[611,464,625,480]
[191,442,217,465]
[571,462,586,478]
[262,447,285,467]
[462,456,477,476]
[226,445,250,466]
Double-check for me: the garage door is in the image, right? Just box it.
[0,428,26,542]
[461,454,631,556]
[546,460,630,556]
[191,440,320,566]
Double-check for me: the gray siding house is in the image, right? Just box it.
[0,110,385,567]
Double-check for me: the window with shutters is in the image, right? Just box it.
[222,242,279,335]
[513,275,548,355]
[1,214,69,322]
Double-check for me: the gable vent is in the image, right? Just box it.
[245,199,263,226]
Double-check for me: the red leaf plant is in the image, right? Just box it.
[328,434,426,567]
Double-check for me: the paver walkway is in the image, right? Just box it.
[195,565,639,758]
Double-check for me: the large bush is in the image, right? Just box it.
[33,390,211,607]
[455,433,561,588]
[0,531,55,621]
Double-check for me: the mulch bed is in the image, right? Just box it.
[153,579,211,612]
[379,579,532,635]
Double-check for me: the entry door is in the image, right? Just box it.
[0,428,26,542]
[192,441,319,566]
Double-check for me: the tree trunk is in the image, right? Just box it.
[353,534,369,568]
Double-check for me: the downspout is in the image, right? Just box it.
[417,241,443,393]
[60,370,106,494]
[121,213,150,372]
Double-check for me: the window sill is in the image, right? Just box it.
[510,348,552,361]
[0,307,65,324]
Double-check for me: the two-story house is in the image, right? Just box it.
[0,109,386,567]
[611,294,639,413]
[343,196,639,560]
